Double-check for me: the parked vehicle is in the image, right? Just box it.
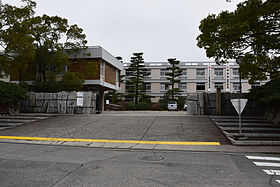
[168,101,177,111]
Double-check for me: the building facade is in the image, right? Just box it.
[120,61,264,103]
[68,46,123,112]
[3,46,123,112]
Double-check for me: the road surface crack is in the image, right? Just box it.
[51,163,84,187]
[139,116,157,142]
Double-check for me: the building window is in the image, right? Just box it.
[232,68,239,79]
[233,83,240,92]
[178,83,187,91]
[196,83,205,91]
[125,69,133,77]
[160,83,168,92]
[214,68,224,79]
[214,83,224,91]
[196,69,205,78]
[145,83,151,92]
[125,84,134,92]
[144,69,151,77]
[160,69,169,77]
[179,69,187,78]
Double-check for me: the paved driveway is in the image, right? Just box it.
[0,111,229,144]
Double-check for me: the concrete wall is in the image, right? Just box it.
[187,69,196,79]
[266,109,280,126]
[151,69,160,79]
[203,93,264,116]
[187,83,196,93]
[20,92,96,114]
[151,83,160,93]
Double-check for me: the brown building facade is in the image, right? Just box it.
[68,46,123,111]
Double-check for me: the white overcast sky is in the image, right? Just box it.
[3,0,245,62]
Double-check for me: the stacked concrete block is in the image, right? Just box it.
[20,92,36,113]
[20,92,96,114]
[186,93,199,115]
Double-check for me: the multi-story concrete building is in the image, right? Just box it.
[2,46,123,112]
[120,61,264,103]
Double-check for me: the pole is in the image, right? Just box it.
[49,54,53,91]
[238,62,242,134]
[238,99,242,134]
[239,69,242,94]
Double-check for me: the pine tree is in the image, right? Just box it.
[165,58,183,101]
[125,52,147,105]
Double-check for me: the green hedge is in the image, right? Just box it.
[0,81,27,107]
[136,102,151,110]
[248,79,280,110]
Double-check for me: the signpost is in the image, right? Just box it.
[231,99,248,137]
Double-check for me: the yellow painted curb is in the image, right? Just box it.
[0,136,220,145]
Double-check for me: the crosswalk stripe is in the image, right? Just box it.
[246,156,280,161]
[263,170,280,175]
[253,162,280,167]
[276,180,280,184]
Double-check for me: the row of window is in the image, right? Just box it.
[125,68,240,79]
[125,83,242,93]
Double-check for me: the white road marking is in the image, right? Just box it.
[263,170,280,175]
[276,180,280,184]
[246,156,280,161]
[253,162,280,167]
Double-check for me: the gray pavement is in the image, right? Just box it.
[0,111,228,142]
[0,111,279,153]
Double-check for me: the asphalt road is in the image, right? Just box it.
[0,111,280,186]
[0,142,279,187]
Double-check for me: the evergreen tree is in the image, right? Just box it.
[197,0,280,83]
[0,0,87,91]
[125,52,148,105]
[165,58,183,101]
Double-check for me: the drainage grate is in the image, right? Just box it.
[138,155,164,162]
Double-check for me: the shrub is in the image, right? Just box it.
[32,81,59,92]
[125,101,136,110]
[177,97,186,110]
[248,79,280,110]
[58,72,85,91]
[0,81,27,107]
[136,102,151,110]
[117,101,129,110]
[139,98,151,104]
[159,97,169,110]
[151,102,162,110]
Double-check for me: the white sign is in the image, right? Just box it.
[106,100,109,104]
[208,65,211,91]
[77,98,83,106]
[231,99,248,114]
[226,65,230,92]
[77,92,84,107]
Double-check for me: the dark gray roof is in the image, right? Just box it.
[67,46,123,70]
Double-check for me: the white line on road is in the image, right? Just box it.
[253,162,280,167]
[276,180,280,184]
[246,156,280,161]
[263,170,280,175]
